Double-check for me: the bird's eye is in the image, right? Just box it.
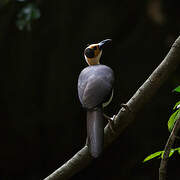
[93,46,97,50]
[84,48,94,58]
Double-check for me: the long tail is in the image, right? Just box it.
[87,108,104,158]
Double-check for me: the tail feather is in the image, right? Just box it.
[87,108,103,158]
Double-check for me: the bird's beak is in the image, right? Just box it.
[98,39,112,50]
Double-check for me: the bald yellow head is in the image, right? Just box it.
[84,39,112,66]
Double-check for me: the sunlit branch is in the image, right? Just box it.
[44,35,180,180]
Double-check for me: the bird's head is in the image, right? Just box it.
[84,39,112,65]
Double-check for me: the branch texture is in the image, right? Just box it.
[44,35,180,180]
[159,116,180,180]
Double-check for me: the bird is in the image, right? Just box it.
[78,39,114,158]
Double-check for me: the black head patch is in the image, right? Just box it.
[84,48,94,58]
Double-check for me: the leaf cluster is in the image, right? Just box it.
[143,148,180,162]
[143,86,180,162]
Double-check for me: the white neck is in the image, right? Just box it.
[85,51,102,65]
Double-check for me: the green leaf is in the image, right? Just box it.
[173,101,180,110]
[143,151,163,162]
[177,148,180,155]
[168,109,180,132]
[169,149,175,157]
[167,149,175,157]
[144,148,180,163]
[173,86,180,93]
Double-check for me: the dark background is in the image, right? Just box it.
[0,0,180,179]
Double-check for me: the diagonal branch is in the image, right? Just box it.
[44,35,180,180]
[159,116,180,180]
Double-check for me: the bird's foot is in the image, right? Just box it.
[85,137,89,146]
[121,103,131,112]
[103,114,116,133]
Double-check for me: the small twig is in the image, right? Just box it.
[159,117,180,180]
[44,35,180,180]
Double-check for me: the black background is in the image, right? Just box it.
[0,0,180,179]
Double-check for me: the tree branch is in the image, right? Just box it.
[159,116,180,180]
[44,35,180,180]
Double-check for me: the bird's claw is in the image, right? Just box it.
[103,114,116,133]
[121,103,131,112]
[85,137,89,146]
[110,115,116,121]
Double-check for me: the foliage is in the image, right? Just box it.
[168,101,180,132]
[143,148,180,162]
[143,151,163,162]
[143,86,180,162]
[16,1,40,31]
[173,86,180,93]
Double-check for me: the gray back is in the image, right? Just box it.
[78,65,114,109]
